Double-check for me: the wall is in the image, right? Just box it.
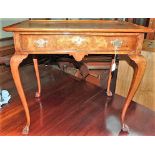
[0,18,28,39]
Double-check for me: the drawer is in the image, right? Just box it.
[20,34,139,53]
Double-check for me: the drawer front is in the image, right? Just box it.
[20,34,139,53]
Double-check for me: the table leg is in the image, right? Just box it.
[121,55,147,131]
[106,58,114,96]
[33,58,41,98]
[10,53,30,134]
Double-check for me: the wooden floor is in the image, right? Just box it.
[0,65,155,136]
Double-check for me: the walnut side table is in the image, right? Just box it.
[3,20,152,134]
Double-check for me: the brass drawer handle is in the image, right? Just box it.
[71,36,85,46]
[34,39,48,48]
[111,39,122,49]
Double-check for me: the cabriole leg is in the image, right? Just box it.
[121,55,146,131]
[106,59,115,96]
[33,58,41,98]
[10,53,30,134]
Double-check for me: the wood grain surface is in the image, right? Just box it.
[3,20,153,32]
[0,65,155,135]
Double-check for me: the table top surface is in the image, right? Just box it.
[3,20,153,33]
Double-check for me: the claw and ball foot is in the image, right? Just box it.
[106,90,113,97]
[122,123,129,132]
[22,125,29,135]
[35,92,41,98]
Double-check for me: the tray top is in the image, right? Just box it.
[3,20,153,33]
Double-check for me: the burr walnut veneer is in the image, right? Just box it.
[3,20,152,134]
